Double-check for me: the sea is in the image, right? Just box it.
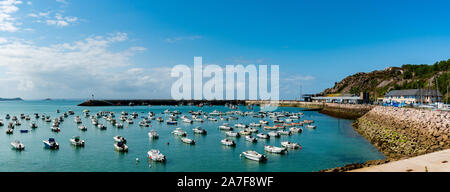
[0,100,385,172]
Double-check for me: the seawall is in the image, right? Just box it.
[353,107,450,159]
[245,101,374,119]
[78,99,246,106]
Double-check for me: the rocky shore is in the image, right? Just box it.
[353,107,449,159]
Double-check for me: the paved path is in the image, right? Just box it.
[351,149,450,172]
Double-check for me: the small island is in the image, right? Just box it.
[0,97,23,101]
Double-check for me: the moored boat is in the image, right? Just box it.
[245,135,258,143]
[264,145,287,154]
[114,142,128,152]
[281,141,301,149]
[172,128,187,137]
[225,131,240,137]
[70,136,85,146]
[113,135,127,144]
[181,137,195,145]
[43,138,59,149]
[11,140,25,150]
[221,139,235,146]
[240,151,267,162]
[148,130,159,139]
[147,149,166,162]
[192,127,207,135]
[256,133,269,139]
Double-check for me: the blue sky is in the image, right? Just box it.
[1,0,450,100]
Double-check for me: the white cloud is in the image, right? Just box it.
[44,13,78,27]
[0,33,174,99]
[0,0,23,32]
[165,35,202,43]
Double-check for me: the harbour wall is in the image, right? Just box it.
[78,99,246,106]
[245,100,374,119]
[353,106,450,159]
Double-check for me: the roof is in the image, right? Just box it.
[311,96,361,100]
[385,89,442,97]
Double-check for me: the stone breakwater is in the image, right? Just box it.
[245,101,373,119]
[353,107,450,159]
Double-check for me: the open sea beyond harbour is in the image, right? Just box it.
[0,100,385,172]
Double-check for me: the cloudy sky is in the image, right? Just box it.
[1,0,450,100]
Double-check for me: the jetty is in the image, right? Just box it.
[78,99,246,106]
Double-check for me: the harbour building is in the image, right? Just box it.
[383,89,442,105]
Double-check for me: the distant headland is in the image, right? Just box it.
[0,97,23,101]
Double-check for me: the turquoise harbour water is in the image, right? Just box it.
[0,100,384,172]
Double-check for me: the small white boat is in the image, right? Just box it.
[245,135,258,143]
[139,121,149,127]
[51,126,60,132]
[166,120,178,125]
[78,125,87,131]
[11,140,25,150]
[264,145,287,154]
[148,149,166,162]
[156,117,164,122]
[289,127,303,133]
[221,139,235,146]
[43,138,59,149]
[30,122,38,128]
[256,133,269,139]
[234,123,248,128]
[70,136,85,147]
[249,123,261,127]
[277,130,291,136]
[148,130,159,139]
[241,151,267,162]
[74,116,82,124]
[225,131,240,137]
[182,118,193,124]
[306,125,316,129]
[281,141,301,149]
[248,128,258,133]
[6,128,13,134]
[172,128,187,137]
[113,135,127,144]
[207,117,218,121]
[114,142,128,152]
[192,127,207,135]
[239,130,251,135]
[181,137,195,145]
[268,131,280,137]
[193,118,204,122]
[126,119,134,124]
[97,124,107,130]
[219,125,233,130]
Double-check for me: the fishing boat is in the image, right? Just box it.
[78,125,87,131]
[70,136,85,147]
[281,141,301,149]
[116,123,124,128]
[6,128,13,134]
[192,127,207,135]
[225,131,240,137]
[172,128,187,137]
[43,138,59,149]
[240,151,267,162]
[147,149,166,162]
[113,135,127,144]
[221,139,235,146]
[156,117,164,122]
[256,133,269,139]
[148,130,159,139]
[114,142,128,152]
[5,114,10,119]
[74,116,82,124]
[268,131,280,137]
[306,125,317,129]
[264,145,287,154]
[181,137,195,145]
[14,121,21,126]
[11,140,25,150]
[245,135,258,143]
[51,126,60,132]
